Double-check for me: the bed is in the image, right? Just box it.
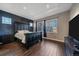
[15,30,42,49]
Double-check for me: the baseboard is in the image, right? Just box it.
[43,37,64,43]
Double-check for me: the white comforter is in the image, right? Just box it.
[15,30,32,44]
[15,32,26,44]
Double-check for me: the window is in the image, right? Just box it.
[2,16,12,24]
[36,19,58,36]
[46,19,57,33]
[29,23,33,27]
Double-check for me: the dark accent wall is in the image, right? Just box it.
[0,10,14,36]
[0,10,33,43]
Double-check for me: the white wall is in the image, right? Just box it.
[70,4,79,20]
[57,11,70,42]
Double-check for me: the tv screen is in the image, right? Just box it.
[69,14,79,40]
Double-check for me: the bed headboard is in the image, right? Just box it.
[14,22,29,33]
[14,20,34,33]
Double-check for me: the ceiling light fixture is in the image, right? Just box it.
[23,7,27,10]
[46,4,50,9]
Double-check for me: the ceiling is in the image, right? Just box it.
[0,3,72,20]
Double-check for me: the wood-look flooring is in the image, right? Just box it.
[0,39,64,56]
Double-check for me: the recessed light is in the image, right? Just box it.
[23,7,27,10]
[46,4,50,9]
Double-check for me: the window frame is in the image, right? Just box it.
[46,19,58,33]
[2,16,12,24]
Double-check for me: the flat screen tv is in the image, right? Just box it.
[69,14,79,40]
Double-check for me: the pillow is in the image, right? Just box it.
[18,30,25,33]
[18,30,30,33]
[24,30,30,33]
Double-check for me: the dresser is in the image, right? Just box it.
[65,36,79,56]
